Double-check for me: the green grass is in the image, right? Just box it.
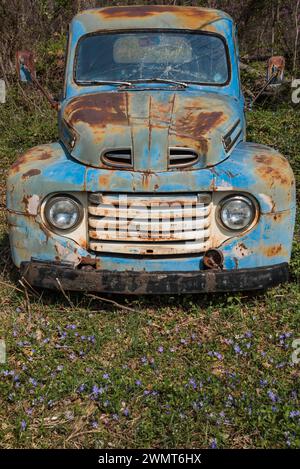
[0,86,299,449]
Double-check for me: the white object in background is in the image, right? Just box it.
[0,339,6,363]
[0,79,6,103]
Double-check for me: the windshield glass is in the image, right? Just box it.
[75,31,229,86]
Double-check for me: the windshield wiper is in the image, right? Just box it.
[77,80,133,86]
[76,78,188,88]
[130,78,188,88]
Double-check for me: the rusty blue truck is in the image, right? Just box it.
[7,5,296,294]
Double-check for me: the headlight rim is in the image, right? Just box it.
[43,194,83,233]
[217,194,257,232]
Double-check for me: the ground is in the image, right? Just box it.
[0,86,299,449]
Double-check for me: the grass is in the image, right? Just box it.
[0,85,299,449]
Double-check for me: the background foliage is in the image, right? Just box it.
[1,0,300,88]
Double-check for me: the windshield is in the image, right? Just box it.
[75,31,230,86]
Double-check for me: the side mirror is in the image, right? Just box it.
[16,50,36,84]
[267,56,285,86]
[15,50,59,110]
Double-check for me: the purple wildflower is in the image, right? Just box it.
[234,344,242,355]
[189,378,197,390]
[267,390,278,403]
[260,379,268,388]
[211,438,217,449]
[157,346,164,353]
[29,378,37,387]
[21,420,27,431]
[290,411,300,418]
[77,384,86,393]
[224,338,233,346]
[92,385,104,396]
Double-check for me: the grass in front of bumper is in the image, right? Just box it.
[0,287,300,448]
[0,86,299,449]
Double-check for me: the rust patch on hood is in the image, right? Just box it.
[65,92,128,127]
[176,111,224,135]
[63,90,237,170]
[174,111,224,154]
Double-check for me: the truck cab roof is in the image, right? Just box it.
[71,6,234,34]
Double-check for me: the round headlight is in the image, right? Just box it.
[219,196,256,231]
[45,196,82,231]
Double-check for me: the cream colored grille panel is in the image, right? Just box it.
[88,193,212,255]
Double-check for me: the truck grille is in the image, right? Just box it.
[88,193,212,256]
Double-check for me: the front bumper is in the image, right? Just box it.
[20,261,289,295]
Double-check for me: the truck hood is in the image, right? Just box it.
[62,89,243,172]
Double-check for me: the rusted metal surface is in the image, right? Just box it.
[16,51,36,82]
[20,261,289,294]
[62,91,241,171]
[267,56,285,84]
[16,51,59,109]
[203,249,224,270]
[73,6,232,33]
[6,5,296,293]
